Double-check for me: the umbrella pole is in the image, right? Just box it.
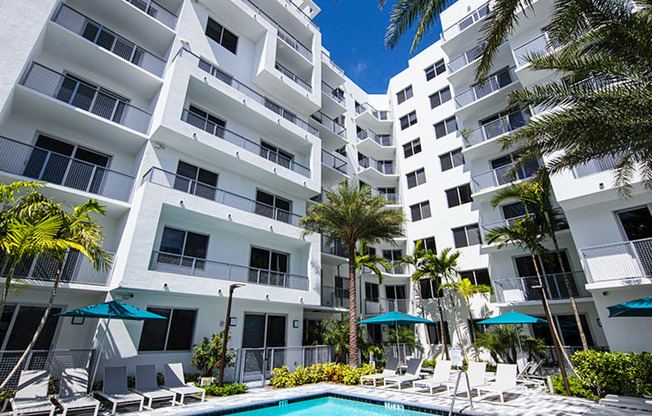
[394,322,400,364]
[90,317,110,390]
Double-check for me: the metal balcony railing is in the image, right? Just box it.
[512,32,555,67]
[573,155,621,178]
[361,262,406,275]
[370,188,399,204]
[355,103,391,121]
[321,82,345,104]
[52,4,166,77]
[455,67,518,108]
[441,1,490,40]
[321,149,347,173]
[185,50,318,137]
[357,129,392,146]
[275,62,311,92]
[124,0,177,29]
[359,156,395,175]
[181,109,310,177]
[471,160,539,193]
[142,167,303,225]
[321,236,348,257]
[20,62,151,133]
[321,285,349,308]
[364,298,413,315]
[581,237,652,283]
[310,111,345,137]
[448,44,483,73]
[1,250,113,286]
[321,51,344,75]
[150,251,309,290]
[493,271,590,303]
[463,109,531,147]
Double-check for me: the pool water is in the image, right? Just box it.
[228,397,433,416]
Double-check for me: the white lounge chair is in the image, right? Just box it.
[360,356,399,387]
[56,368,100,416]
[445,361,487,397]
[163,363,205,405]
[383,358,422,390]
[9,370,55,416]
[477,363,519,403]
[95,366,144,414]
[132,365,176,408]
[413,360,452,394]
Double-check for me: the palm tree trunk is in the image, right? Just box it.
[0,260,18,321]
[437,297,449,360]
[0,257,64,391]
[347,242,358,367]
[446,289,469,362]
[466,302,479,359]
[531,253,571,396]
[415,282,435,360]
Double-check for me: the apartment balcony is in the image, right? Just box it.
[581,237,652,287]
[143,167,303,226]
[363,298,413,316]
[276,23,313,63]
[448,44,483,74]
[0,251,114,286]
[471,160,539,199]
[123,0,178,29]
[181,109,310,178]
[149,251,309,290]
[321,285,348,309]
[361,262,407,276]
[274,62,311,92]
[321,236,348,259]
[321,149,348,185]
[572,155,620,179]
[354,103,392,132]
[512,32,559,86]
[0,135,135,204]
[441,2,490,53]
[493,272,591,304]
[358,157,398,184]
[455,67,519,117]
[19,62,151,134]
[321,82,346,115]
[321,51,345,85]
[309,111,346,148]
[462,109,532,158]
[370,187,400,206]
[356,129,394,159]
[481,213,568,240]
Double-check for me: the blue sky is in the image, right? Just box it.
[315,1,444,94]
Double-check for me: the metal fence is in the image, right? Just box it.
[310,111,345,137]
[321,236,348,258]
[321,149,347,173]
[321,82,345,104]
[359,156,395,175]
[275,62,311,92]
[512,32,552,67]
[355,103,391,121]
[363,298,413,316]
[572,154,621,178]
[52,4,166,77]
[149,251,309,290]
[321,51,344,75]
[448,44,483,73]
[455,67,517,108]
[493,272,591,303]
[463,109,531,147]
[582,237,652,283]
[321,286,348,308]
[441,1,490,40]
[471,160,539,193]
[357,129,392,146]
[20,63,151,133]
[124,0,177,29]
[236,346,331,383]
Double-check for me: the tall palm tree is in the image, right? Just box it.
[445,278,492,359]
[485,215,572,395]
[491,179,589,351]
[0,197,111,390]
[300,182,404,366]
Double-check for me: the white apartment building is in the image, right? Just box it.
[0,0,649,384]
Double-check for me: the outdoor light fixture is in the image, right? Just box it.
[293,320,300,328]
[218,283,244,387]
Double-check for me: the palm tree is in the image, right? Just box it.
[300,182,404,366]
[355,241,391,283]
[485,215,572,395]
[491,179,589,351]
[445,278,492,359]
[0,197,111,390]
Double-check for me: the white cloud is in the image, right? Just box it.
[352,60,368,76]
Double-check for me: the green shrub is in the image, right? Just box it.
[552,375,598,400]
[269,363,378,388]
[422,360,435,368]
[0,390,14,408]
[191,332,234,377]
[203,382,247,397]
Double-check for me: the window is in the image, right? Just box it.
[365,282,379,300]
[427,322,450,344]
[617,207,652,241]
[514,252,571,278]
[255,190,292,223]
[425,59,446,81]
[138,307,197,351]
[419,279,443,299]
[459,269,491,286]
[501,202,526,222]
[0,305,61,351]
[429,87,451,108]
[490,153,540,185]
[260,141,294,169]
[445,184,472,208]
[157,227,209,267]
[376,187,397,203]
[467,319,486,335]
[173,161,218,200]
[56,74,128,123]
[452,224,481,248]
[184,105,226,137]
[403,138,422,158]
[440,148,464,171]
[249,247,289,286]
[406,168,427,189]
[410,201,431,222]
[414,236,437,253]
[206,17,238,54]
[400,111,418,130]
[396,85,413,104]
[435,116,458,139]
[383,249,403,273]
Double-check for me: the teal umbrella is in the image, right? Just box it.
[477,311,547,325]
[608,296,652,317]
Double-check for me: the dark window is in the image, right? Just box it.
[185,105,226,136]
[440,148,464,171]
[403,138,422,158]
[159,227,209,260]
[138,307,197,351]
[435,116,458,139]
[502,202,526,222]
[166,309,197,350]
[4,306,61,351]
[425,59,446,81]
[445,184,472,208]
[419,279,443,299]
[396,85,413,104]
[427,322,450,344]
[557,315,594,347]
[617,207,652,241]
[260,141,294,169]
[365,282,379,300]
[467,319,486,334]
[173,161,218,200]
[414,236,437,253]
[406,168,427,189]
[514,252,571,277]
[410,201,431,222]
[255,190,292,223]
[429,86,451,108]
[453,224,481,248]
[459,269,491,286]
[400,111,418,130]
[206,17,238,54]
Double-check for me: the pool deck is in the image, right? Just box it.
[130,383,647,416]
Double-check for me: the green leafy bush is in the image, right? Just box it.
[203,382,247,396]
[270,363,377,388]
[552,375,598,400]
[191,332,234,377]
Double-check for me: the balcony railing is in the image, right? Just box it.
[275,62,311,92]
[513,32,554,67]
[455,67,517,108]
[310,111,345,137]
[463,109,531,147]
[493,271,590,303]
[359,157,395,175]
[124,0,177,29]
[150,251,309,290]
[0,136,135,202]
[321,82,345,104]
[321,149,347,174]
[20,63,151,133]
[321,236,348,258]
[321,285,348,308]
[471,160,539,193]
[186,50,318,137]
[321,51,344,75]
[370,188,399,204]
[142,167,302,225]
[361,262,406,275]
[448,44,483,73]
[355,103,391,121]
[181,109,310,177]
[441,1,490,40]
[357,129,392,146]
[573,155,621,178]
[364,298,413,316]
[1,250,113,286]
[581,237,652,283]
[52,4,166,77]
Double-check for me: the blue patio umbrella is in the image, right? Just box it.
[478,311,547,358]
[608,296,652,317]
[56,301,166,387]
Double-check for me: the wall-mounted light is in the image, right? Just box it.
[293,320,300,328]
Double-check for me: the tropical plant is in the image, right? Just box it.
[191,331,234,376]
[321,315,373,364]
[474,325,545,364]
[300,182,404,366]
[491,179,589,351]
[355,241,391,283]
[387,326,419,350]
[445,278,492,359]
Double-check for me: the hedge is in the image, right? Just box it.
[270,363,377,388]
